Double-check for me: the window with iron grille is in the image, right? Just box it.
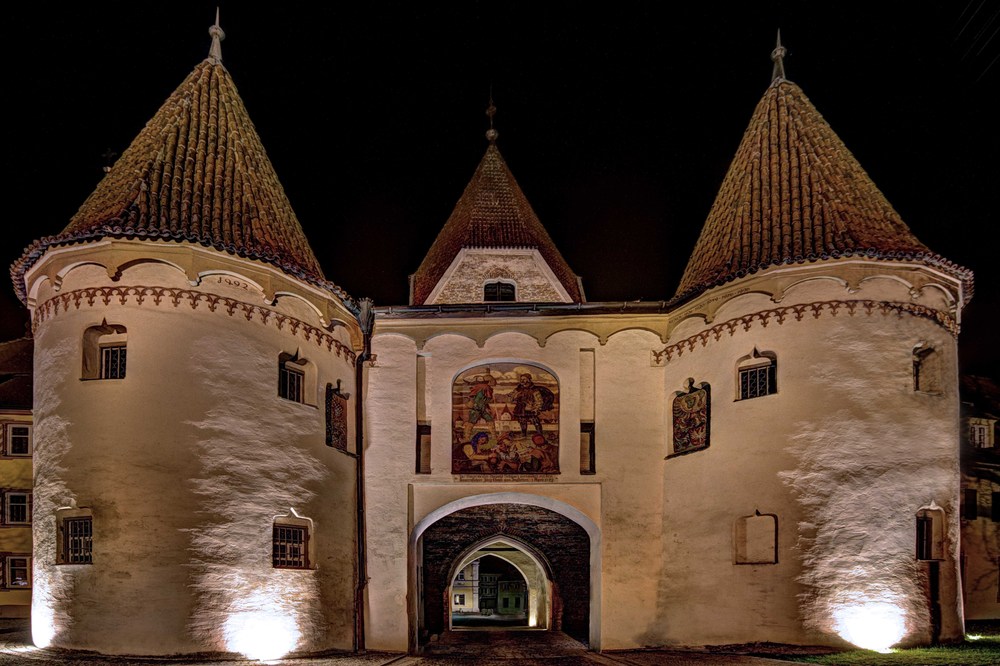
[4,556,30,588]
[100,344,127,379]
[63,516,93,564]
[279,364,304,403]
[3,492,30,525]
[6,425,31,456]
[273,524,309,569]
[738,363,776,400]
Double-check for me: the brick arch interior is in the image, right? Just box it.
[420,503,590,644]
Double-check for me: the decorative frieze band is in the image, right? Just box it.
[33,285,357,364]
[652,299,957,365]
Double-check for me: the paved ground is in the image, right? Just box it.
[0,621,813,665]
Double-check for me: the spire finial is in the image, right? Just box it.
[208,8,225,64]
[771,29,787,82]
[485,89,498,144]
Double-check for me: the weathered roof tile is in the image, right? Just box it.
[411,143,582,304]
[674,79,973,302]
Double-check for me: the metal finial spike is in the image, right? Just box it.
[485,91,498,143]
[208,7,225,64]
[771,29,787,82]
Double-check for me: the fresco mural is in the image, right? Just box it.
[452,363,559,474]
[670,378,710,457]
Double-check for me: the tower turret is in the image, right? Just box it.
[12,15,362,658]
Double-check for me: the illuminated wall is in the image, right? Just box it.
[26,253,360,657]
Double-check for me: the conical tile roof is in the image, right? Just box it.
[674,78,973,303]
[12,46,343,304]
[411,143,582,305]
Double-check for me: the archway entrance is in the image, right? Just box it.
[416,502,591,648]
[449,538,550,630]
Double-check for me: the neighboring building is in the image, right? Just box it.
[960,375,1000,620]
[8,19,977,659]
[0,337,33,618]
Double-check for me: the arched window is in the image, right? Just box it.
[913,343,942,393]
[82,321,127,380]
[278,351,316,405]
[484,281,516,302]
[735,348,777,400]
[273,511,313,570]
[916,506,945,560]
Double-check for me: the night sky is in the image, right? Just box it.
[3,2,997,377]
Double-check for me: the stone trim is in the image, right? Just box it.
[33,285,356,364]
[652,299,957,365]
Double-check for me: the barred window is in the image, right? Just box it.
[736,349,777,400]
[273,523,309,569]
[2,492,31,524]
[100,344,127,380]
[279,363,304,403]
[3,555,30,588]
[63,516,93,564]
[5,425,31,456]
[278,352,315,405]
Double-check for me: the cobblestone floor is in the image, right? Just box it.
[0,621,809,666]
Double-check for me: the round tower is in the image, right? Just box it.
[11,18,363,658]
[657,39,972,650]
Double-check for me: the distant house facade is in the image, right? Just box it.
[0,338,33,618]
[960,376,1000,621]
[7,18,978,660]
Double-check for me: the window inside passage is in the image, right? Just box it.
[273,524,309,568]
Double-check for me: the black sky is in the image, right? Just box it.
[2,2,997,377]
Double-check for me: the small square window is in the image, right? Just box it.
[63,516,93,564]
[453,593,465,605]
[4,556,30,588]
[6,425,31,456]
[3,492,31,525]
[273,523,309,569]
[100,344,127,379]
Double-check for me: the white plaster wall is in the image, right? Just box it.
[30,259,359,655]
[366,326,666,651]
[657,277,963,647]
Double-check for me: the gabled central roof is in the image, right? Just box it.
[410,143,583,305]
[12,23,345,304]
[674,76,973,303]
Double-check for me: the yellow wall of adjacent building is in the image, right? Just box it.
[0,412,33,617]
